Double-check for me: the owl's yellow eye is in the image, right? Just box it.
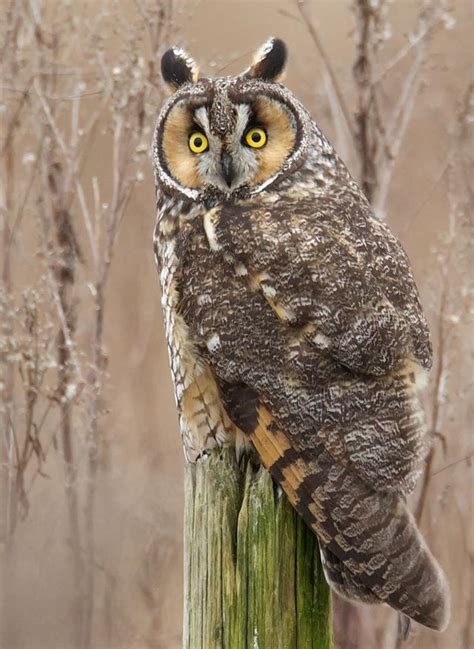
[188,131,208,154]
[245,127,267,149]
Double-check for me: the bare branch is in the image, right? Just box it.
[295,0,357,149]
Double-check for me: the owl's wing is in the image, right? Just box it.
[216,379,449,631]
[207,192,432,376]
[200,193,433,496]
[201,193,433,491]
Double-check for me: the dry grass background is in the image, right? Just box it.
[0,1,472,648]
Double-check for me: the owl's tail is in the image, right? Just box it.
[317,506,450,632]
[250,405,450,632]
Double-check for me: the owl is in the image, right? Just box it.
[152,38,450,632]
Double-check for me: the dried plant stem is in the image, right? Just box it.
[372,43,425,215]
[295,0,357,152]
[415,252,450,525]
[0,170,13,533]
[80,113,134,649]
[0,78,18,646]
[81,288,104,649]
[352,0,380,202]
[46,156,85,648]
[33,54,111,647]
[415,84,473,526]
[0,99,16,535]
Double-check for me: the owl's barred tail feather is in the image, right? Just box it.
[250,405,450,632]
[318,510,450,632]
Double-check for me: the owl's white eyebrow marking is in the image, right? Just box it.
[194,106,210,132]
[234,104,251,140]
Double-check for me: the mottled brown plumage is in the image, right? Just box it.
[152,38,450,631]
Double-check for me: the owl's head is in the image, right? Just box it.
[153,38,312,203]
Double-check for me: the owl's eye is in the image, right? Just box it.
[188,131,209,154]
[244,127,267,149]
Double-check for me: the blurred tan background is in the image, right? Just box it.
[1,1,472,648]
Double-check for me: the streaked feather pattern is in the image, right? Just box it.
[153,39,450,632]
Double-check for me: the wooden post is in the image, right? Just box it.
[183,447,333,649]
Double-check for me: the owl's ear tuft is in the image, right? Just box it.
[244,37,287,82]
[161,47,199,92]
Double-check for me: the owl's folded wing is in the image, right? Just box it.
[200,191,432,494]
[208,192,432,376]
[216,380,449,631]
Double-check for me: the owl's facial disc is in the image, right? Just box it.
[161,95,297,195]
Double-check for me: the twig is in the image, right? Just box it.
[430,452,474,478]
[295,0,357,149]
[374,16,444,84]
[372,42,425,214]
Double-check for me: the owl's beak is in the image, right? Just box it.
[221,152,235,188]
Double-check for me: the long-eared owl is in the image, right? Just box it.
[152,38,450,631]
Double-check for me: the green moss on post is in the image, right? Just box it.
[183,447,333,649]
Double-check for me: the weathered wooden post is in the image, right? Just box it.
[183,447,333,649]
